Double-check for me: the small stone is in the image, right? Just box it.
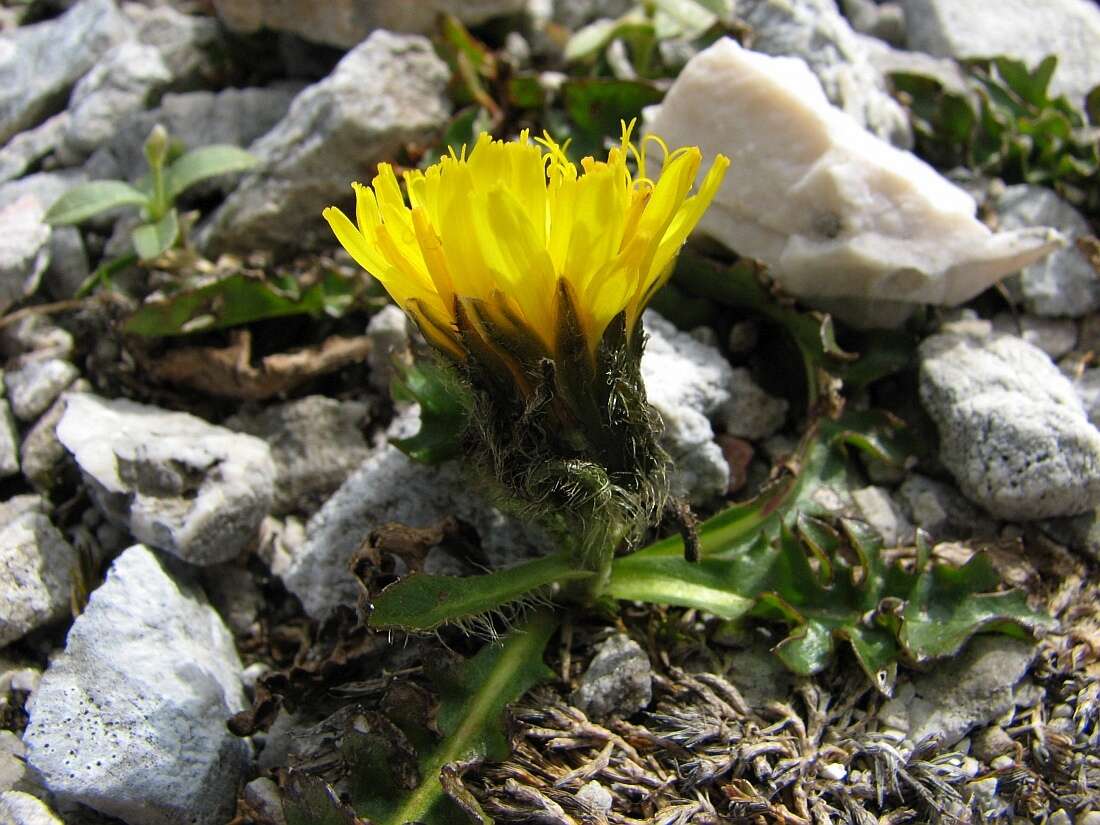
[571,634,653,720]
[903,636,1036,747]
[1047,810,1072,825]
[59,42,171,161]
[0,730,28,794]
[56,393,276,565]
[894,474,998,542]
[19,396,67,493]
[365,305,413,393]
[727,319,759,354]
[0,510,77,646]
[0,195,50,315]
[23,545,249,825]
[0,398,17,479]
[852,485,916,546]
[991,312,1078,359]
[819,762,847,781]
[718,369,788,440]
[575,781,612,814]
[1078,812,1100,825]
[225,395,370,516]
[840,0,906,46]
[0,792,64,825]
[0,313,73,364]
[990,754,1014,771]
[646,39,1060,323]
[200,562,262,637]
[0,0,134,144]
[723,640,795,708]
[281,444,552,620]
[4,359,78,422]
[920,330,1100,519]
[965,776,1000,805]
[41,227,89,302]
[996,185,1100,318]
[200,31,451,255]
[971,725,1015,762]
[0,113,68,184]
[642,311,733,505]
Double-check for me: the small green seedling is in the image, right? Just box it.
[44,124,257,292]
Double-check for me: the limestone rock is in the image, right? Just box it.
[900,0,1100,108]
[0,397,17,479]
[280,441,554,620]
[23,545,249,825]
[0,0,133,144]
[199,31,450,255]
[646,39,1062,321]
[641,312,732,505]
[0,509,76,646]
[0,113,68,185]
[122,2,225,87]
[996,184,1100,318]
[84,85,301,195]
[4,359,78,422]
[919,329,1100,520]
[571,634,653,720]
[225,395,370,516]
[212,0,526,49]
[56,393,276,565]
[877,636,1035,746]
[0,195,49,315]
[59,42,171,161]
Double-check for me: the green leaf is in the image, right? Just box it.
[561,79,664,159]
[122,270,363,336]
[131,208,179,260]
[610,411,1050,689]
[164,144,258,200]
[44,180,149,225]
[391,361,472,465]
[369,553,593,632]
[368,612,556,825]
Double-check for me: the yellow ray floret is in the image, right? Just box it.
[323,123,729,364]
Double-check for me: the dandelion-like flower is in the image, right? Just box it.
[326,124,728,579]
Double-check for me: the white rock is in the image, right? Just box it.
[919,330,1100,520]
[646,39,1062,320]
[365,304,413,393]
[281,444,554,620]
[900,0,1100,109]
[200,31,451,255]
[23,545,249,825]
[894,474,997,543]
[4,359,78,422]
[0,113,69,185]
[641,312,731,504]
[56,393,276,565]
[60,42,171,161]
[995,185,1100,318]
[0,195,49,315]
[19,396,67,493]
[0,792,64,825]
[0,510,76,647]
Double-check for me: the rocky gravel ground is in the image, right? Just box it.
[0,1,1099,824]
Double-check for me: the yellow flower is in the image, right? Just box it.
[323,123,729,372]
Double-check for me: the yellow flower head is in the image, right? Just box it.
[324,123,728,375]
